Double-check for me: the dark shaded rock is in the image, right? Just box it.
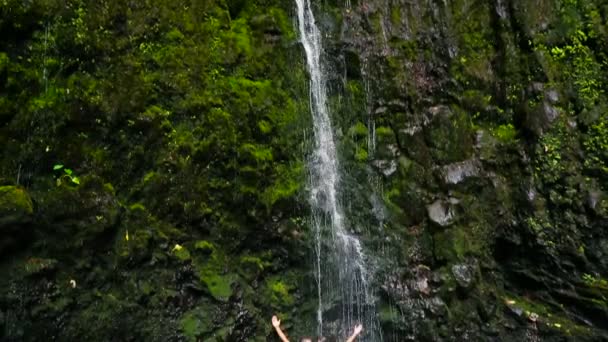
[425,105,474,164]
[0,186,34,254]
[37,178,120,236]
[23,258,58,276]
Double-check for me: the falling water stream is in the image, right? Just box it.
[295,1,380,340]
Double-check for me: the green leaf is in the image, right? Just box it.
[64,169,73,175]
[71,177,80,185]
[53,164,64,170]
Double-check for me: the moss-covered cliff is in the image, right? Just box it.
[1,1,311,340]
[1,0,607,341]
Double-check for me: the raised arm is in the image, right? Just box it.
[272,315,290,342]
[345,324,363,342]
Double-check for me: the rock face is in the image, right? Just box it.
[1,0,608,341]
[327,0,608,340]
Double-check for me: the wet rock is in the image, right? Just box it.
[525,101,560,135]
[495,0,508,19]
[546,89,559,104]
[587,188,605,214]
[451,262,476,289]
[475,129,499,161]
[441,159,482,184]
[394,106,439,138]
[372,159,398,177]
[413,264,432,296]
[381,272,411,303]
[427,199,455,226]
[427,296,448,317]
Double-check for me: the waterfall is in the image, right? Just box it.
[295,0,380,340]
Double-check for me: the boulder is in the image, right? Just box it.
[427,199,456,226]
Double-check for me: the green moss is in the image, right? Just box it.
[348,121,369,137]
[583,119,608,178]
[0,1,308,340]
[490,123,518,145]
[582,274,608,289]
[180,306,214,342]
[143,172,158,184]
[129,203,146,212]
[0,52,9,71]
[0,186,33,215]
[258,120,272,134]
[261,163,303,208]
[265,276,294,307]
[502,294,595,337]
[240,143,273,162]
[390,6,402,26]
[199,271,233,300]
[427,106,474,163]
[103,183,115,195]
[240,255,269,271]
[165,28,185,42]
[375,126,393,137]
[194,240,216,253]
[190,244,235,301]
[355,148,369,162]
[433,225,486,262]
[172,244,191,261]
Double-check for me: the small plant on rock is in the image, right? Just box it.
[53,164,80,186]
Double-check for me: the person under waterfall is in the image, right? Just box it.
[271,315,363,342]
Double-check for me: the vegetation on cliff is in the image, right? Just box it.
[1,0,607,341]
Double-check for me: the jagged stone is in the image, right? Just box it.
[441,159,482,184]
[451,263,475,289]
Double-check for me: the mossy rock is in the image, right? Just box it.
[0,186,33,227]
[191,245,236,301]
[433,225,485,262]
[180,305,215,342]
[0,186,34,254]
[264,276,295,308]
[425,106,474,164]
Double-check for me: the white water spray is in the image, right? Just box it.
[295,0,380,340]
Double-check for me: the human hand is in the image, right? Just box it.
[272,315,281,328]
[353,324,363,335]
